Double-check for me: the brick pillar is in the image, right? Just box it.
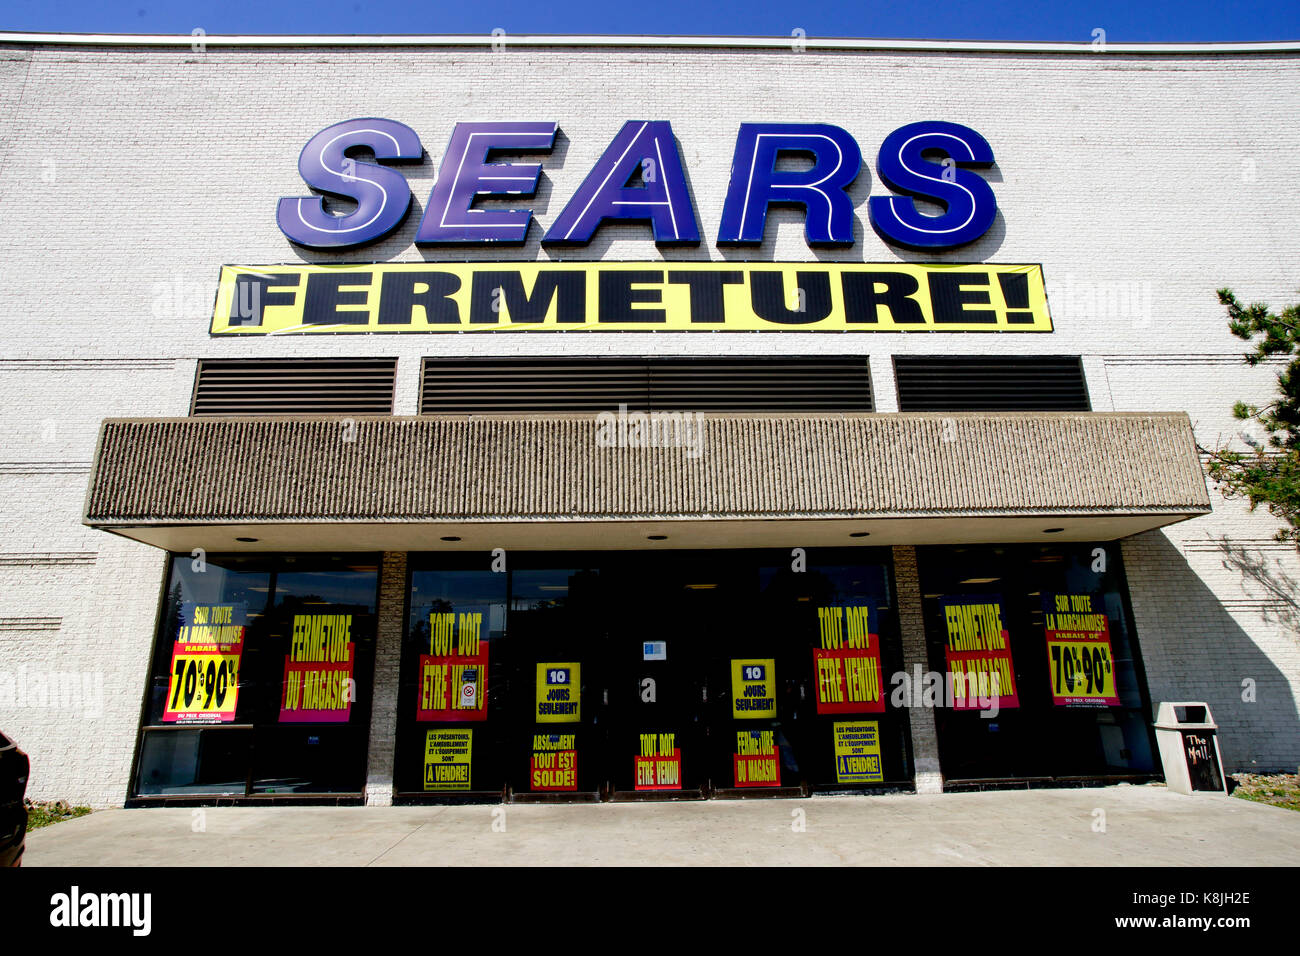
[364,551,407,806]
[893,545,944,794]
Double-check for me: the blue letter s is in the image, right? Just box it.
[869,121,997,250]
[277,117,423,249]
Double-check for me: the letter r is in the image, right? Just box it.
[717,123,862,246]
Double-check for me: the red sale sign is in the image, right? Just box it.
[634,750,683,790]
[416,608,489,721]
[939,596,1020,711]
[813,606,885,714]
[733,730,781,787]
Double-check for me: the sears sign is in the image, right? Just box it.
[277,119,998,253]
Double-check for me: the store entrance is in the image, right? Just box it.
[397,549,910,803]
[505,558,722,801]
[601,556,725,800]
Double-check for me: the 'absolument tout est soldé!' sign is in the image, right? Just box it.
[211,118,1053,335]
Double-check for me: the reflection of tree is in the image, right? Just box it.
[152,582,188,720]
[408,600,453,649]
[165,583,185,642]
[524,600,566,612]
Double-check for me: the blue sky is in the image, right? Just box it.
[2,0,1297,42]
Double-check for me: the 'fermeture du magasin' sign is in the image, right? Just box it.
[211,118,1053,335]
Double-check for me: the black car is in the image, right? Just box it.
[0,731,29,866]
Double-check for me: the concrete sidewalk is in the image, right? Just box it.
[24,784,1300,866]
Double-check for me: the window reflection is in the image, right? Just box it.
[918,542,1156,782]
[133,554,380,799]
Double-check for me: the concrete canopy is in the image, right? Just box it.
[83,411,1212,552]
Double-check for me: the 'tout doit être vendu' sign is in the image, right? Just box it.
[211,118,1054,335]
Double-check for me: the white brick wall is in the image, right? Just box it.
[1,42,1298,804]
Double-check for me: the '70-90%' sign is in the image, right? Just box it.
[1043,593,1118,707]
[163,603,244,723]
[163,648,240,723]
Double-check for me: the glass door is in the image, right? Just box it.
[507,568,606,801]
[602,559,711,800]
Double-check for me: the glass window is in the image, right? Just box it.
[917,542,1156,782]
[395,549,908,801]
[755,556,911,790]
[133,554,380,799]
[135,727,252,796]
[395,565,508,797]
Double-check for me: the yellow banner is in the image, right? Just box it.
[211,262,1052,334]
[536,662,581,723]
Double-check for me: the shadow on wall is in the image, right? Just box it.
[1123,529,1300,774]
[1213,538,1300,633]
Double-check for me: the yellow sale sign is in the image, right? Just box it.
[163,647,240,723]
[833,721,884,784]
[424,729,473,791]
[211,262,1053,336]
[731,659,776,719]
[536,663,581,723]
[1043,593,1119,707]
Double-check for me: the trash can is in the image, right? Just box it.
[1154,702,1228,795]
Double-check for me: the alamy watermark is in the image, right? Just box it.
[50,886,151,936]
[891,665,1004,718]
[0,666,104,718]
[1046,273,1154,328]
[595,404,706,459]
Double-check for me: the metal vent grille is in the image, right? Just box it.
[894,356,1090,412]
[191,358,397,416]
[420,357,874,413]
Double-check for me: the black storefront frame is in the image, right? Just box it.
[126,551,383,807]
[393,547,916,804]
[914,540,1164,792]
[120,539,1167,807]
